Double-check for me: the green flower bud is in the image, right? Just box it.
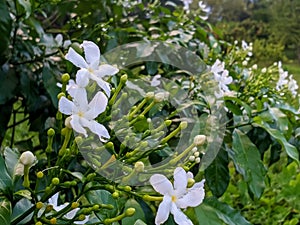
[134,161,145,172]
[112,191,120,199]
[57,92,65,100]
[47,128,55,136]
[36,171,44,179]
[35,222,43,225]
[71,202,79,209]
[125,208,136,216]
[180,121,188,129]
[61,73,70,83]
[51,177,60,185]
[50,217,57,224]
[36,202,44,209]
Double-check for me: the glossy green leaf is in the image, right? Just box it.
[0,197,11,225]
[229,129,266,199]
[122,199,146,225]
[3,147,19,177]
[253,117,299,162]
[86,189,118,221]
[268,107,289,133]
[205,148,229,197]
[0,155,12,193]
[11,198,33,224]
[0,0,12,61]
[194,197,251,225]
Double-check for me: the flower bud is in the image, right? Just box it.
[35,222,42,225]
[36,202,44,209]
[187,178,195,188]
[37,171,44,179]
[189,156,195,162]
[125,208,136,216]
[64,117,72,129]
[180,121,188,129]
[112,191,120,199]
[51,177,60,185]
[47,128,55,136]
[71,202,79,209]
[195,157,201,164]
[19,151,36,166]
[61,73,70,83]
[193,135,206,146]
[145,92,154,99]
[134,161,145,172]
[57,92,65,100]
[50,217,57,224]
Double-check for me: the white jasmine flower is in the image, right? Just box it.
[276,63,289,90]
[151,74,161,87]
[48,193,89,224]
[58,89,110,141]
[288,75,299,97]
[210,59,233,98]
[150,167,205,225]
[181,0,192,12]
[198,1,209,20]
[65,41,119,96]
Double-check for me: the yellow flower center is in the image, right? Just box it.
[171,195,177,202]
[88,67,94,73]
[78,111,84,117]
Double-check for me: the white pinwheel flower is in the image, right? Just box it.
[288,75,299,97]
[65,40,119,96]
[150,167,205,225]
[48,193,89,224]
[58,88,110,141]
[210,59,233,98]
[181,0,193,12]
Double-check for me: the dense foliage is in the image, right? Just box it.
[0,0,299,224]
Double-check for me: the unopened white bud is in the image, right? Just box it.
[194,151,200,157]
[195,157,201,163]
[261,68,267,73]
[242,60,248,66]
[19,151,36,166]
[252,64,257,70]
[65,116,72,129]
[193,135,206,146]
[154,92,169,102]
[191,147,198,153]
[134,161,145,172]
[234,40,238,45]
[189,155,195,162]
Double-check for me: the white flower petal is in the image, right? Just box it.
[90,76,111,97]
[155,195,172,225]
[96,64,119,77]
[72,88,89,111]
[74,215,90,224]
[65,48,88,69]
[81,41,100,66]
[85,91,108,119]
[59,97,74,115]
[76,69,90,88]
[173,167,188,196]
[65,208,79,219]
[48,192,59,207]
[70,115,88,137]
[171,203,193,225]
[81,118,110,140]
[150,174,173,196]
[176,180,205,208]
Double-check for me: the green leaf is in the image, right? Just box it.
[11,198,33,224]
[205,148,229,197]
[0,155,12,193]
[268,107,289,133]
[253,117,299,162]
[122,199,146,225]
[3,147,19,177]
[0,197,11,225]
[229,129,266,199]
[86,189,118,221]
[14,190,32,200]
[0,67,18,104]
[194,197,252,225]
[17,0,31,18]
[0,0,12,61]
[42,66,60,108]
